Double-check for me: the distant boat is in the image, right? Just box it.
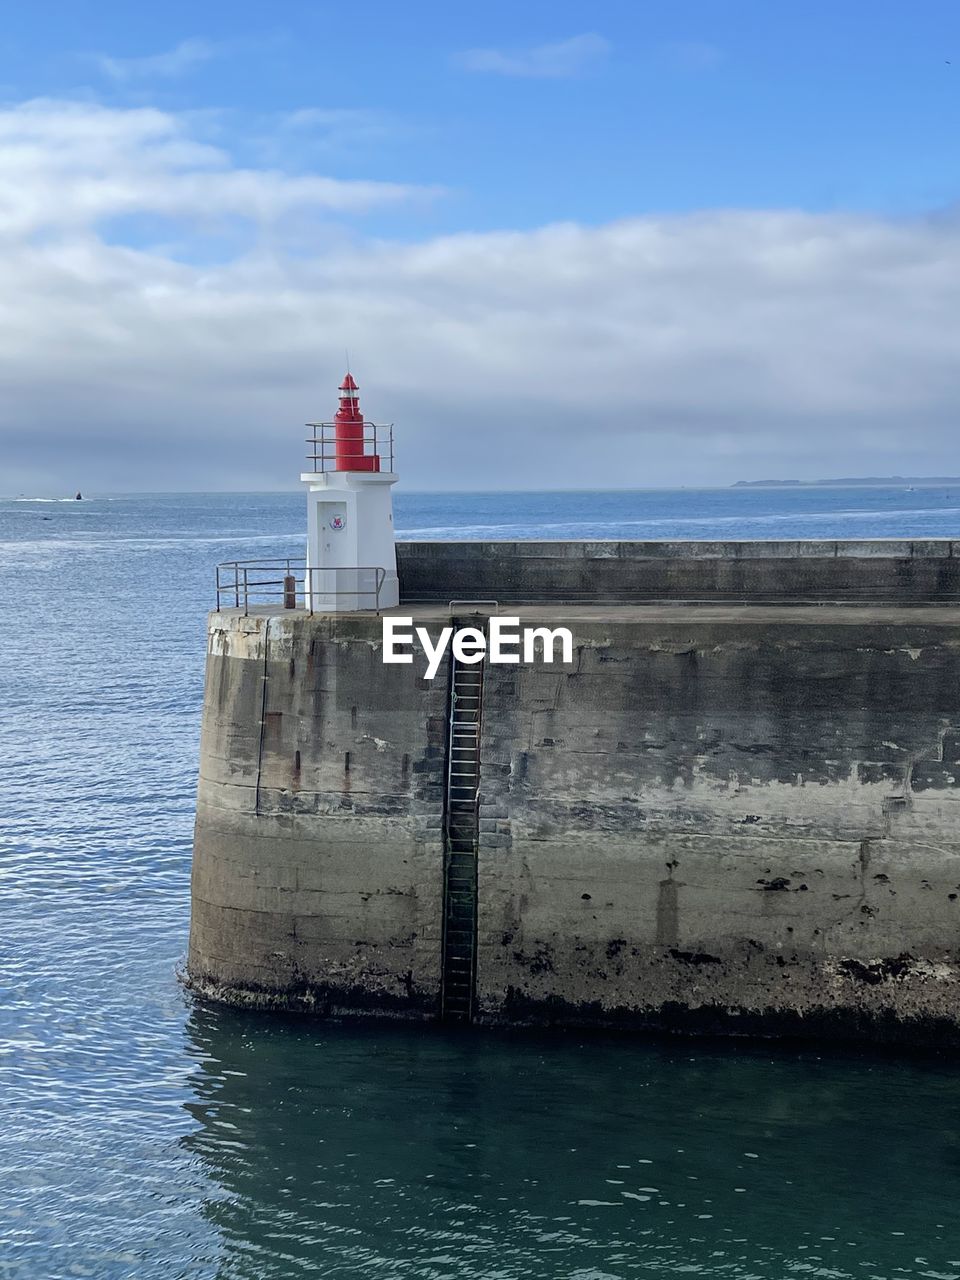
[75,492,82,501]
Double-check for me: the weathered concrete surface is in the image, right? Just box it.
[189,593,960,1045]
[188,611,449,1018]
[473,606,960,1046]
[398,539,960,604]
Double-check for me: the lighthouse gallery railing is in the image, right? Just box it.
[305,421,394,472]
[215,560,386,614]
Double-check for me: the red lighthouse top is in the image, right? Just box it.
[333,371,379,472]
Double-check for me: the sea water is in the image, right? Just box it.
[2,488,960,1279]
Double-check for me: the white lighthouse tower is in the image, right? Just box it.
[300,372,399,612]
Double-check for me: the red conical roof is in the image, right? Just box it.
[339,372,358,392]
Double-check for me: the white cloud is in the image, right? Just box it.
[456,33,611,79]
[96,38,218,82]
[0,99,437,237]
[1,99,959,493]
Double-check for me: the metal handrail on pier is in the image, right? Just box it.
[215,560,386,615]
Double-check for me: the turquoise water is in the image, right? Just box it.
[2,488,960,1279]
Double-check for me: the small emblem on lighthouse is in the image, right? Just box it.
[329,514,346,531]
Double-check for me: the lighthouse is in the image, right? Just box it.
[301,372,399,611]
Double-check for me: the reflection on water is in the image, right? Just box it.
[183,1004,960,1278]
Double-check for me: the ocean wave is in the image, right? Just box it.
[396,506,960,539]
[0,531,303,554]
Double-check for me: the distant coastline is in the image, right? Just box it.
[732,477,960,488]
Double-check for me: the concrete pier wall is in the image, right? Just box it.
[188,547,960,1045]
[397,539,960,603]
[474,607,960,1042]
[189,613,449,1018]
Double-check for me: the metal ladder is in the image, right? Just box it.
[440,643,483,1023]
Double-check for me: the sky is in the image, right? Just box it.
[2,0,960,492]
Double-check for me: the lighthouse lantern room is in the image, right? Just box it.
[301,373,399,612]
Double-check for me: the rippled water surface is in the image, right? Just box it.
[3,487,960,1279]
